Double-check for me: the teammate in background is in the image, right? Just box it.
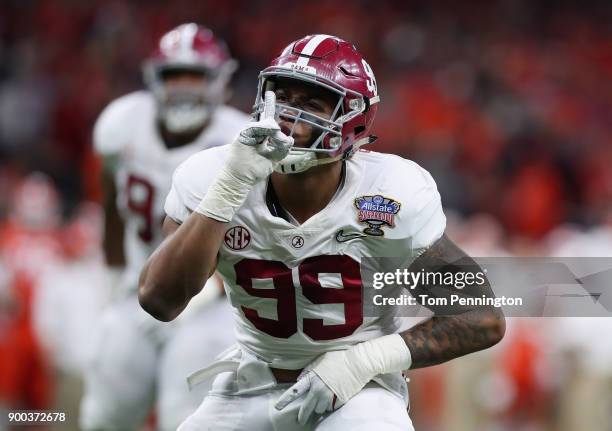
[140,34,505,430]
[79,23,249,431]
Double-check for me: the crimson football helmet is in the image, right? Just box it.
[143,23,237,133]
[255,34,380,173]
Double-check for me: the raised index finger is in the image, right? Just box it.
[262,90,276,121]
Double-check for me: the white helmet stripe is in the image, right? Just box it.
[180,23,198,58]
[296,34,334,67]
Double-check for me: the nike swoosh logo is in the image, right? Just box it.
[335,230,368,243]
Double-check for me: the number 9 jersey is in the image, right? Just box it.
[94,91,250,293]
[165,145,446,369]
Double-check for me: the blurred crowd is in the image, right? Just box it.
[0,0,611,430]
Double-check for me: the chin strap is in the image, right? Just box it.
[274,136,375,174]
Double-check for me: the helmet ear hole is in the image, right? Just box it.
[354,125,365,135]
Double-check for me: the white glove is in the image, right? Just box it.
[275,334,412,424]
[275,372,336,426]
[195,91,293,222]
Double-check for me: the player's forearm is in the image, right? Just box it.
[138,213,225,321]
[401,234,506,368]
[101,164,126,267]
[102,212,126,267]
[400,308,505,369]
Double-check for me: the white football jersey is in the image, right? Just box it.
[94,91,250,292]
[165,146,446,368]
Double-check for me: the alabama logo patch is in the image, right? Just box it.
[354,195,401,236]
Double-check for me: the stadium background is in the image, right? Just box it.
[1,0,611,429]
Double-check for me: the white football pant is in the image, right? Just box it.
[178,347,414,431]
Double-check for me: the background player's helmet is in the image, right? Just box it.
[255,34,380,174]
[143,23,237,133]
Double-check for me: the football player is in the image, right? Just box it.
[79,24,249,431]
[139,34,505,430]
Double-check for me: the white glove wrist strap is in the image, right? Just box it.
[312,334,412,403]
[194,167,255,223]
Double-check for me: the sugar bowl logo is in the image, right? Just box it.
[354,195,401,236]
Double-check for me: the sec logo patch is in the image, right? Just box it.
[224,226,251,250]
